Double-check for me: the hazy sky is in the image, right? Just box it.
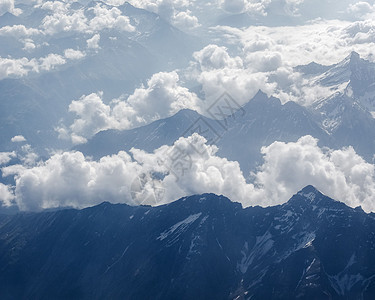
[1,0,375,212]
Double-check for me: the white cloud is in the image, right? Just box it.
[4,134,375,212]
[284,0,305,15]
[40,2,134,35]
[198,19,375,105]
[39,53,66,71]
[253,135,375,212]
[0,0,22,16]
[343,19,375,44]
[0,57,37,79]
[220,0,272,15]
[19,144,39,166]
[40,1,68,13]
[193,44,243,71]
[218,0,306,16]
[87,34,100,49]
[347,1,375,19]
[127,0,200,29]
[65,92,114,144]
[22,39,36,51]
[189,44,275,106]
[2,134,254,210]
[89,4,135,32]
[0,183,14,207]
[41,9,87,35]
[0,25,41,37]
[61,71,201,143]
[217,19,375,67]
[0,51,81,79]
[244,51,282,72]
[0,152,16,165]
[64,49,86,60]
[172,10,200,29]
[11,135,26,143]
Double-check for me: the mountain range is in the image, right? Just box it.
[78,52,375,175]
[0,186,374,299]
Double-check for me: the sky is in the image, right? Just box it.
[1,0,375,212]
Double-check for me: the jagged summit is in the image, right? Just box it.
[284,185,343,210]
[298,184,321,197]
[0,190,374,299]
[242,89,281,110]
[343,51,361,65]
[173,108,202,119]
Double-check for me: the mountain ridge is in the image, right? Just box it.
[1,186,375,299]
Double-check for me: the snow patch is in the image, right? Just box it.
[157,213,202,241]
[237,231,274,274]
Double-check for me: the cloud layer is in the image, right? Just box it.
[3,134,375,212]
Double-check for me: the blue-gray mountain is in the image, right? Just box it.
[0,186,374,299]
[79,52,375,176]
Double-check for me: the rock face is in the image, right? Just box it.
[0,186,375,299]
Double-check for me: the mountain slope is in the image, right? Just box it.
[0,186,375,299]
[75,108,224,158]
[79,91,331,175]
[217,91,331,174]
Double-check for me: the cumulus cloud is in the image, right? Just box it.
[0,152,16,165]
[40,2,87,35]
[193,44,243,70]
[220,0,272,15]
[0,57,37,79]
[22,39,36,51]
[0,183,14,207]
[0,49,88,79]
[347,1,375,19]
[40,2,134,35]
[189,44,325,107]
[189,44,276,106]
[87,34,100,49]
[172,10,200,29]
[127,0,200,29]
[3,134,375,212]
[19,144,39,166]
[217,0,307,16]
[60,71,201,143]
[89,4,135,32]
[343,19,375,44]
[2,134,254,210]
[64,49,86,60]
[0,25,41,37]
[39,53,66,71]
[11,135,26,143]
[0,0,22,16]
[254,136,375,211]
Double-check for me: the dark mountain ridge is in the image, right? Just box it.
[0,186,375,299]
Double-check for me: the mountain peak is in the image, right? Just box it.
[174,108,201,118]
[297,185,321,201]
[336,51,362,69]
[245,90,281,108]
[254,89,268,99]
[285,185,338,209]
[348,51,360,62]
